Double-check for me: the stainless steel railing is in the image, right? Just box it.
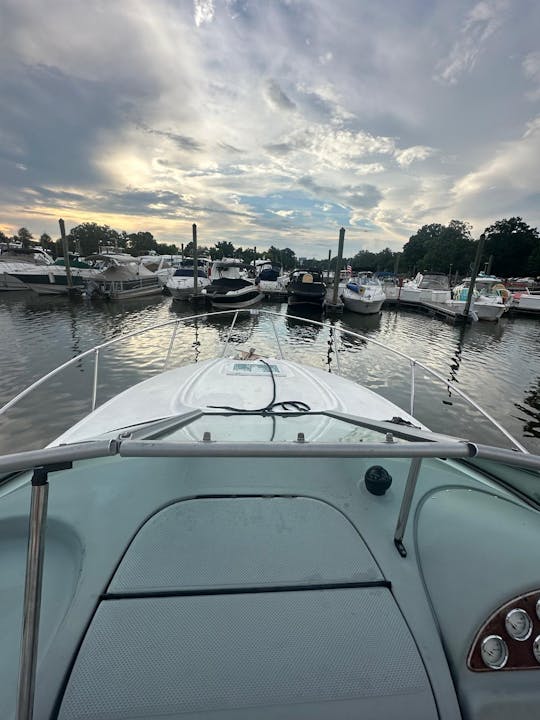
[0,308,528,452]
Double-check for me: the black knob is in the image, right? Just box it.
[365,465,392,496]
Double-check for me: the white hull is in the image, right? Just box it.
[257,279,287,296]
[449,299,506,321]
[342,294,384,314]
[210,289,264,309]
[167,277,210,300]
[7,267,99,295]
[513,294,540,311]
[341,281,385,315]
[23,281,85,295]
[399,287,422,302]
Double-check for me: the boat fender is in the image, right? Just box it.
[364,465,392,496]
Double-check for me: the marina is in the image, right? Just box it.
[1,290,539,456]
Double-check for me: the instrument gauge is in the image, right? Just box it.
[480,635,508,669]
[505,608,533,641]
[533,636,540,664]
[536,597,540,621]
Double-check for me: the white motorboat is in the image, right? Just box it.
[1,308,539,720]
[5,256,101,295]
[0,247,54,291]
[400,273,452,303]
[451,274,510,321]
[165,260,211,300]
[254,259,288,298]
[204,258,264,309]
[341,274,386,314]
[510,289,540,314]
[84,259,162,300]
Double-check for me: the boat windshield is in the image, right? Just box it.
[140,412,418,444]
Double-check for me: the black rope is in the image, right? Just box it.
[208,359,311,414]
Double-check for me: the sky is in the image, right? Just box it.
[1,0,539,257]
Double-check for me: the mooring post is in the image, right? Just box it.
[326,249,331,282]
[192,224,198,296]
[332,227,345,306]
[463,235,485,319]
[59,219,73,290]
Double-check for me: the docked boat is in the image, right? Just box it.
[400,272,452,303]
[203,258,264,309]
[451,274,510,321]
[84,259,162,300]
[0,247,54,291]
[287,269,326,310]
[341,274,386,314]
[165,260,211,300]
[1,307,540,720]
[5,256,101,295]
[254,259,288,298]
[510,289,540,314]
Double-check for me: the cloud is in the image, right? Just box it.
[0,0,539,255]
[523,51,540,100]
[435,1,508,85]
[265,80,297,111]
[194,0,215,27]
[395,146,435,167]
[139,124,203,152]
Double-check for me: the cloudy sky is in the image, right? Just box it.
[1,0,539,256]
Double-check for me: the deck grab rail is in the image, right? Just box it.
[0,308,528,453]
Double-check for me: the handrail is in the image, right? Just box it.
[0,308,527,453]
[2,436,540,477]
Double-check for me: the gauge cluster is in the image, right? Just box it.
[469,591,540,671]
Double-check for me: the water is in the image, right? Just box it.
[1,291,540,455]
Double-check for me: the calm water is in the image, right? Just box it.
[1,291,540,454]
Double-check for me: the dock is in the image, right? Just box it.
[383,297,470,325]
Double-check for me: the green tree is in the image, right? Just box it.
[279,247,297,270]
[352,249,377,270]
[402,221,475,274]
[481,217,540,277]
[266,246,282,266]
[126,231,157,255]
[15,227,33,249]
[156,242,182,255]
[211,241,235,259]
[39,232,56,257]
[69,223,122,256]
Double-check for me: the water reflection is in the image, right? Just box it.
[515,379,540,438]
[341,311,382,335]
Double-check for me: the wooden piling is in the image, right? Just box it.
[58,219,73,290]
[192,224,198,296]
[463,235,485,319]
[332,227,345,306]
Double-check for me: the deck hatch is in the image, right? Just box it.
[108,496,383,593]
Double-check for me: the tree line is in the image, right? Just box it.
[2,216,539,278]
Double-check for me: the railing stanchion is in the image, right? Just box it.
[17,469,50,720]
[269,316,284,359]
[221,311,239,357]
[394,457,422,557]
[164,320,180,370]
[91,349,99,411]
[410,360,415,417]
